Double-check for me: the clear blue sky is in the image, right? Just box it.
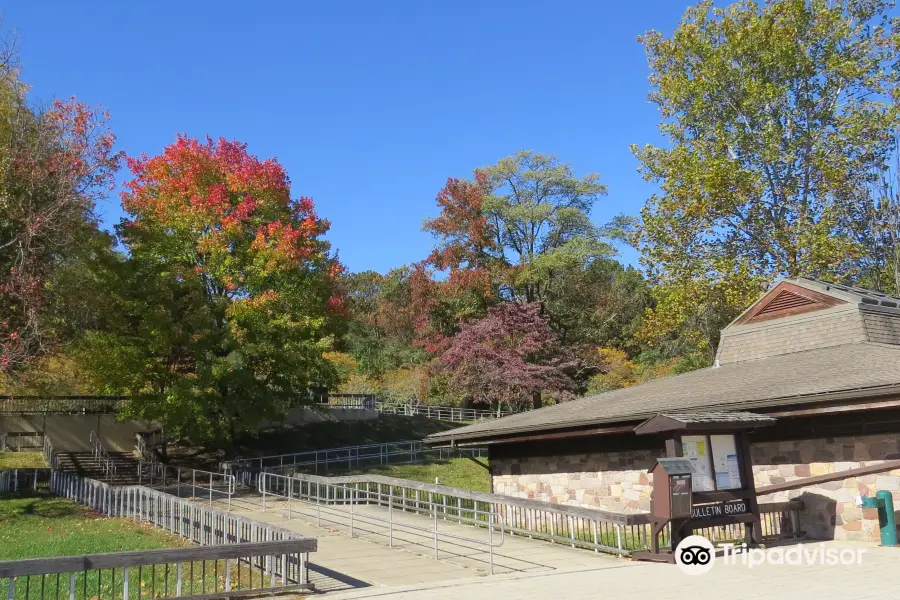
[4,1,696,273]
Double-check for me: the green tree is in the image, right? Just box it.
[424,151,613,304]
[82,136,343,449]
[631,0,900,356]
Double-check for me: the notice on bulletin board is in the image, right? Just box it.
[710,434,743,490]
[682,435,715,492]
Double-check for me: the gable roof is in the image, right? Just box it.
[427,342,900,445]
[729,278,900,327]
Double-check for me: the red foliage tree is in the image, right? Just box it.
[0,93,121,373]
[435,302,578,410]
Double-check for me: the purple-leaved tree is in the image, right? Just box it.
[436,302,578,411]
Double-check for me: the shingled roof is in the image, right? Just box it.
[427,341,900,444]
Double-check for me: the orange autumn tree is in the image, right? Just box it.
[89,136,344,446]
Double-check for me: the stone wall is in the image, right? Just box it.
[752,434,900,541]
[491,432,900,541]
[491,448,656,513]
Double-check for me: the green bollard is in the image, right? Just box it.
[858,490,898,547]
[875,491,898,547]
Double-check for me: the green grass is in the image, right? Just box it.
[351,457,491,492]
[0,452,47,469]
[0,493,189,560]
[0,494,278,600]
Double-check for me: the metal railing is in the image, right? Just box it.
[375,402,518,422]
[41,435,58,470]
[135,430,164,462]
[0,432,45,452]
[257,471,505,574]
[89,431,117,480]
[0,396,125,414]
[0,468,52,492]
[228,440,487,483]
[138,461,236,508]
[0,540,314,600]
[260,473,804,556]
[37,471,316,597]
[316,394,376,410]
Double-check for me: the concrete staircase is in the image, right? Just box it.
[54,451,142,485]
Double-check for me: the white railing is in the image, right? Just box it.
[375,402,518,422]
[47,471,314,592]
[138,461,236,508]
[89,430,117,480]
[226,440,487,487]
[41,435,58,470]
[0,468,52,492]
[257,471,505,574]
[276,473,633,555]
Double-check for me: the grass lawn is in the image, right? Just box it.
[351,457,491,492]
[0,493,189,560]
[0,452,47,469]
[0,494,278,600]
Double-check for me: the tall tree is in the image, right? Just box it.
[84,136,343,447]
[631,0,900,356]
[424,151,612,304]
[0,31,121,374]
[435,302,578,411]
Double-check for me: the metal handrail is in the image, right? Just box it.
[48,471,315,594]
[258,471,505,574]
[276,473,804,554]
[375,402,519,422]
[88,431,117,480]
[138,461,236,508]
[41,435,57,470]
[227,440,486,486]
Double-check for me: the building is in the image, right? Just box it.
[427,278,900,541]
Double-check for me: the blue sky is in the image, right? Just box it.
[3,1,695,273]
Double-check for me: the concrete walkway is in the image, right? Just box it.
[217,491,620,592]
[325,541,900,600]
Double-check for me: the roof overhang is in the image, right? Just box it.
[633,411,776,435]
[425,384,900,447]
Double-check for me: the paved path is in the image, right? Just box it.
[218,491,619,592]
[325,541,900,600]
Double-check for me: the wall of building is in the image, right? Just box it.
[862,309,900,345]
[752,434,900,541]
[492,448,656,513]
[715,306,867,365]
[491,432,900,542]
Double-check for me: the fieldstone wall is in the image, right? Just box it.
[492,433,900,541]
[752,434,900,541]
[491,449,656,513]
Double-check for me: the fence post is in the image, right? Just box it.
[209,472,213,506]
[433,498,439,559]
[489,514,494,575]
[615,524,624,557]
[388,486,393,547]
